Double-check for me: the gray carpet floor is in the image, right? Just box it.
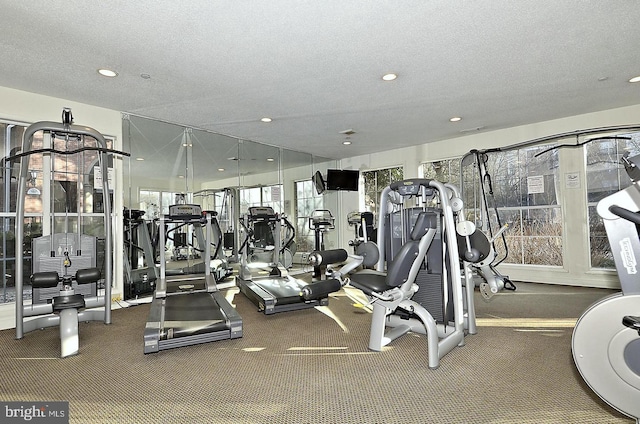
[0,281,634,423]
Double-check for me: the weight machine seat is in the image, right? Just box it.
[52,294,86,312]
[349,269,388,295]
[350,211,435,296]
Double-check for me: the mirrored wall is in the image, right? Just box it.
[121,114,337,296]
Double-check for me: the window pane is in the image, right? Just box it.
[424,145,561,266]
[294,179,323,253]
[1,216,42,303]
[362,167,403,219]
[586,132,640,268]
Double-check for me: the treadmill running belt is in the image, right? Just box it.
[253,278,306,305]
[161,293,228,339]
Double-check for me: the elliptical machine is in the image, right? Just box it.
[572,152,640,423]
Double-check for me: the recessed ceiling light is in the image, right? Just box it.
[177,175,184,179]
[218,168,225,172]
[266,157,275,162]
[382,73,397,81]
[135,157,144,161]
[97,68,118,77]
[450,116,462,122]
[343,140,352,145]
[261,117,272,123]
[629,75,640,83]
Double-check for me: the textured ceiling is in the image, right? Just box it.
[1,0,640,161]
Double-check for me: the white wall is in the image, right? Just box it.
[339,103,640,288]
[0,86,126,300]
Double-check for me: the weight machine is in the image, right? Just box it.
[13,109,122,357]
[123,208,158,299]
[459,149,516,299]
[349,178,468,369]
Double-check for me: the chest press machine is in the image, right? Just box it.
[349,179,469,369]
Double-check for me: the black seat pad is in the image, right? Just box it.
[350,269,389,295]
[52,294,85,312]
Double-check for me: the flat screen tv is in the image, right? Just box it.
[325,169,359,191]
[312,170,325,195]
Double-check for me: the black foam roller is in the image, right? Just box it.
[75,267,101,285]
[301,279,341,300]
[310,249,348,265]
[31,271,60,288]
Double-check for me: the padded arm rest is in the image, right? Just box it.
[76,267,101,285]
[52,294,86,311]
[31,271,60,288]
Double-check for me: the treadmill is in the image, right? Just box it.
[236,206,333,314]
[144,204,242,354]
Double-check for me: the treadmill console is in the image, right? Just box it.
[396,181,421,196]
[168,204,202,220]
[393,180,435,197]
[248,206,277,222]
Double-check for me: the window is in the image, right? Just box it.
[239,184,282,214]
[139,190,161,219]
[471,146,561,266]
[422,159,461,186]
[294,179,323,252]
[1,121,114,303]
[585,132,640,269]
[362,167,403,218]
[422,144,562,267]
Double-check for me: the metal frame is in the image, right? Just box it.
[14,116,113,355]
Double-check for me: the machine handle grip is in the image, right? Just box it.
[623,315,640,335]
[609,205,640,225]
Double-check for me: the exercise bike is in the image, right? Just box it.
[572,152,640,423]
